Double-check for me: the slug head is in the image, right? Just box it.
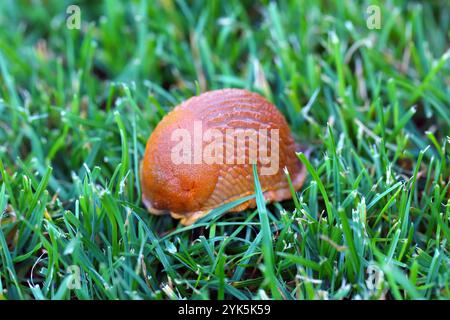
[140,106,219,214]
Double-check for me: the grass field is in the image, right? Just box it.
[0,0,449,300]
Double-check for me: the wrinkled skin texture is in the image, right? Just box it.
[141,89,306,225]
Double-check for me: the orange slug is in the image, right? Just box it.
[140,88,306,225]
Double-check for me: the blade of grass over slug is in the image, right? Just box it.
[252,164,281,299]
[195,194,256,225]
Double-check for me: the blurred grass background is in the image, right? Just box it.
[0,0,449,299]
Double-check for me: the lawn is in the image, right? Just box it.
[0,0,448,300]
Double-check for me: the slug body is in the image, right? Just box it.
[141,89,306,225]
